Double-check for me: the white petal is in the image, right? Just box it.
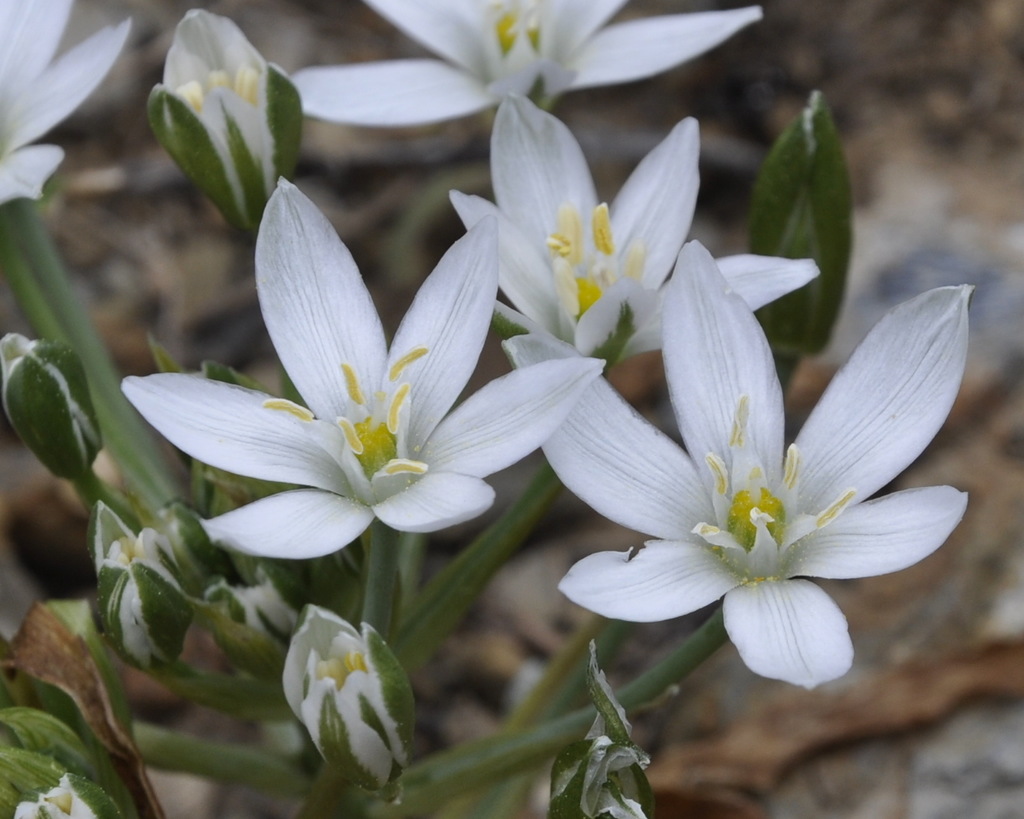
[610,118,700,288]
[795,286,971,509]
[0,0,72,92]
[256,181,387,419]
[785,486,967,580]
[569,8,763,90]
[506,333,714,539]
[10,20,130,148]
[204,490,374,558]
[450,192,562,334]
[165,10,269,88]
[663,242,784,473]
[559,541,739,622]
[724,579,852,688]
[424,356,602,476]
[573,277,658,357]
[294,60,493,127]
[372,472,495,532]
[390,219,498,445]
[122,374,347,493]
[544,0,631,59]
[491,96,597,247]
[0,144,63,205]
[360,0,483,72]
[715,254,819,310]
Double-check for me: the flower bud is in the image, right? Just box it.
[89,503,193,669]
[1,334,100,480]
[14,773,121,819]
[282,607,414,793]
[148,10,302,230]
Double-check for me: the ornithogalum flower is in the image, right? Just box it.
[148,10,302,230]
[123,181,601,559]
[454,96,817,361]
[0,1,129,205]
[520,242,970,688]
[294,1,762,127]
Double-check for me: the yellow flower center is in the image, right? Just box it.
[575,278,603,316]
[727,487,786,551]
[352,417,397,479]
[176,65,260,112]
[45,792,74,814]
[494,4,541,54]
[315,651,368,690]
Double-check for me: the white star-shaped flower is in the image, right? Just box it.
[123,181,601,559]
[509,242,971,687]
[294,0,762,127]
[0,0,129,205]
[454,96,817,361]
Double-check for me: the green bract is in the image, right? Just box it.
[88,503,193,669]
[282,607,414,793]
[148,10,301,230]
[0,334,101,480]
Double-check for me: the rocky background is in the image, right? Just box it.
[2,1,1024,817]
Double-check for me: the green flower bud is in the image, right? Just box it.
[14,773,122,819]
[148,10,302,230]
[1,334,100,480]
[549,644,653,819]
[88,503,192,669]
[282,607,414,793]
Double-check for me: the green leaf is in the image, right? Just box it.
[0,708,90,775]
[750,90,852,355]
[0,747,64,815]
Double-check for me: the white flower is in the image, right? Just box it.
[0,1,129,205]
[123,180,601,559]
[520,242,970,688]
[293,0,762,127]
[454,96,817,360]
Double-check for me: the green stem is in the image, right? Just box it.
[378,609,727,816]
[72,470,136,527]
[362,520,401,637]
[134,722,310,798]
[0,198,177,510]
[393,462,562,670]
[147,663,291,722]
[297,765,370,819]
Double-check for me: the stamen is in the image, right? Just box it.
[45,793,74,813]
[207,69,231,88]
[729,395,750,448]
[177,80,204,111]
[383,459,428,475]
[554,257,580,316]
[705,453,729,495]
[553,203,583,265]
[748,466,763,482]
[816,488,857,529]
[784,443,801,489]
[496,11,518,54]
[693,522,721,537]
[592,203,615,255]
[316,652,366,689]
[387,383,411,434]
[338,418,363,454]
[389,346,428,382]
[342,363,366,406]
[234,66,260,105]
[624,240,646,281]
[263,398,314,422]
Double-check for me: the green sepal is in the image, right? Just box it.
[0,336,100,479]
[265,65,302,184]
[585,643,631,746]
[194,595,286,680]
[589,304,634,369]
[548,739,653,819]
[0,747,64,815]
[147,336,183,374]
[147,87,247,229]
[750,90,852,355]
[49,773,124,819]
[160,501,236,591]
[0,708,90,776]
[365,628,415,762]
[201,359,268,392]
[491,309,530,341]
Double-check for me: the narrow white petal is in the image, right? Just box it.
[0,145,63,205]
[724,579,853,688]
[491,96,598,247]
[559,541,739,622]
[360,0,483,71]
[715,254,819,310]
[786,486,967,580]
[573,277,658,357]
[390,219,498,445]
[10,20,130,148]
[544,0,631,59]
[372,472,495,532]
[610,118,700,287]
[424,356,602,477]
[663,242,784,473]
[294,61,493,127]
[450,192,562,334]
[164,10,265,89]
[122,374,347,493]
[257,182,387,419]
[795,286,971,509]
[569,8,763,90]
[505,333,714,539]
[204,490,374,559]
[0,0,72,91]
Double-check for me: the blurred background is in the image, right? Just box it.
[2,1,1023,816]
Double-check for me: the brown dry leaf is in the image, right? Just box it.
[648,641,1024,794]
[7,603,165,819]
[655,787,766,819]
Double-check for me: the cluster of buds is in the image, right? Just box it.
[13,773,121,819]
